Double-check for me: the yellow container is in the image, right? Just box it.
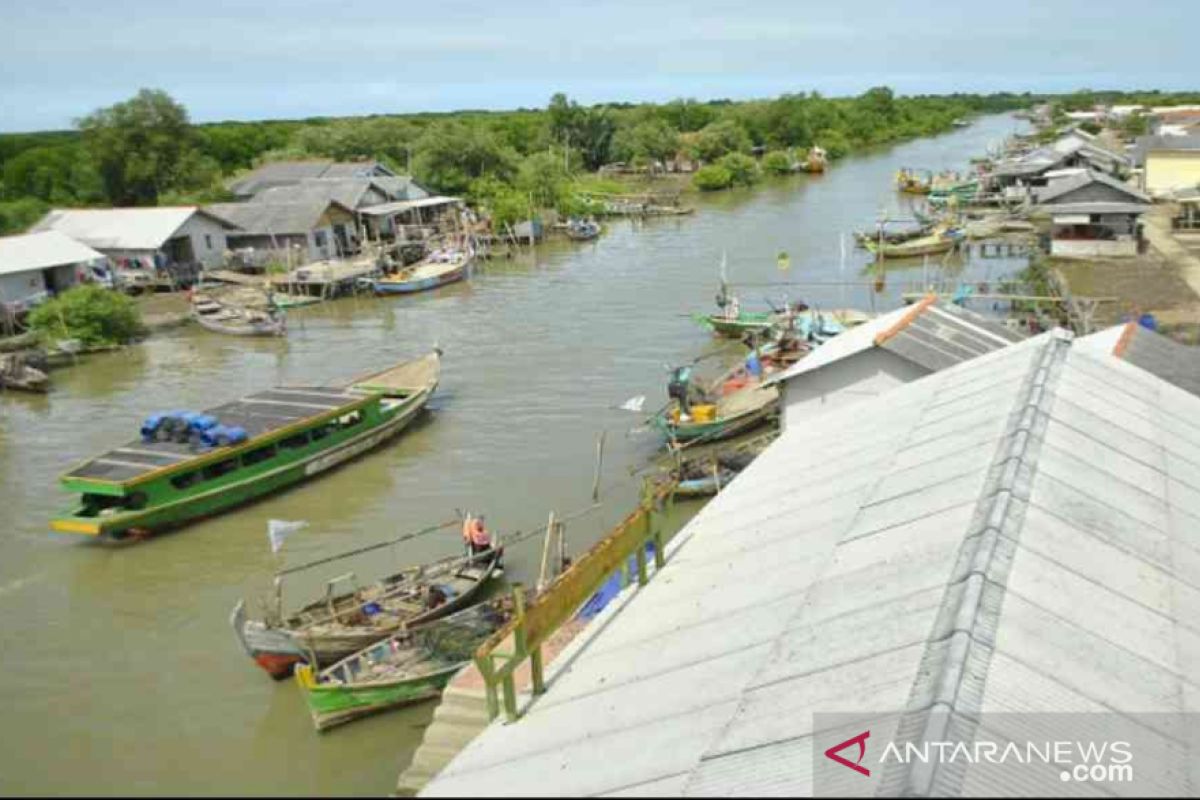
[691,404,717,422]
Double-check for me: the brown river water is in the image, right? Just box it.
[0,113,1028,795]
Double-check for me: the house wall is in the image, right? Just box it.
[173,214,230,268]
[1051,183,1140,204]
[0,263,80,309]
[1145,152,1200,196]
[781,350,929,430]
[1051,238,1138,258]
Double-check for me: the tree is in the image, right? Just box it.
[545,94,615,170]
[691,120,752,162]
[762,151,794,175]
[613,120,679,166]
[78,89,197,206]
[28,285,145,346]
[516,152,570,210]
[413,121,519,195]
[693,164,733,191]
[718,153,758,186]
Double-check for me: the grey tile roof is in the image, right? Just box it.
[249,178,385,210]
[422,330,1200,797]
[1078,322,1200,397]
[1036,170,1150,205]
[227,159,398,197]
[205,199,351,236]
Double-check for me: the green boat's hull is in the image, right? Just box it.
[652,404,776,444]
[704,313,774,338]
[297,664,461,731]
[53,393,429,541]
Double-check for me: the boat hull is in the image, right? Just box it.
[295,662,462,731]
[51,385,433,541]
[654,402,776,444]
[373,261,470,295]
[232,550,500,678]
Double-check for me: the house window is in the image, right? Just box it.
[205,234,213,250]
[314,230,327,248]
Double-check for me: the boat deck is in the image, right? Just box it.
[64,387,364,484]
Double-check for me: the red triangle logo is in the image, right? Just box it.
[824,730,871,777]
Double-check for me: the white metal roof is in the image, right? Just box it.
[422,330,1200,796]
[0,231,105,276]
[30,207,230,251]
[765,300,1022,386]
[357,196,461,216]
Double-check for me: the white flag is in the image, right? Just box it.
[268,519,307,553]
[619,395,646,412]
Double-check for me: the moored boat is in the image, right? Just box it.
[191,294,286,337]
[653,382,779,445]
[565,218,601,241]
[0,353,48,393]
[49,350,442,541]
[294,599,511,731]
[866,229,961,259]
[232,546,501,679]
[373,249,472,295]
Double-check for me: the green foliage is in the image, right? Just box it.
[718,153,759,186]
[1117,114,1149,138]
[815,129,851,159]
[0,197,50,235]
[1078,120,1103,135]
[413,121,520,195]
[28,285,145,346]
[693,164,733,191]
[612,120,680,166]
[761,150,794,175]
[78,88,200,205]
[691,119,752,162]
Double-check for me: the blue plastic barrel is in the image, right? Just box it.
[1138,313,1158,332]
[140,413,167,441]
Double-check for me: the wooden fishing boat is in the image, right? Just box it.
[866,230,960,259]
[895,169,933,195]
[653,382,779,445]
[191,294,286,337]
[373,252,472,295]
[0,353,48,393]
[294,599,511,731]
[232,547,501,679]
[565,219,601,241]
[675,466,739,497]
[49,350,441,542]
[702,310,776,338]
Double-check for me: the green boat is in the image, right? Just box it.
[701,311,775,338]
[294,601,510,731]
[50,350,441,542]
[653,383,779,445]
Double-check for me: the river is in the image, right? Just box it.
[0,113,1028,795]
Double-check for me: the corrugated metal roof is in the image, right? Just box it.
[357,196,462,216]
[1046,201,1151,215]
[766,300,1023,386]
[422,330,1200,796]
[1078,322,1200,397]
[206,199,353,236]
[29,207,231,251]
[1037,170,1150,205]
[0,231,105,276]
[249,178,385,210]
[227,159,397,197]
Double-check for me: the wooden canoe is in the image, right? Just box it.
[232,547,502,679]
[191,297,286,337]
[0,353,49,393]
[866,231,959,259]
[294,600,511,731]
[653,383,779,445]
[373,254,472,295]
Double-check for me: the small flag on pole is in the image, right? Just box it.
[618,395,646,412]
[267,519,307,553]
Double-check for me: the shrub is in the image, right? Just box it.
[718,153,759,186]
[693,165,733,191]
[762,151,794,175]
[28,284,145,346]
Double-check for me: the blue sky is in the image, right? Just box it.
[0,0,1195,132]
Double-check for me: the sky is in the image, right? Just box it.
[0,0,1195,132]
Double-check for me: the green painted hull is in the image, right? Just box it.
[54,391,430,541]
[652,403,775,444]
[300,665,461,731]
[704,313,774,338]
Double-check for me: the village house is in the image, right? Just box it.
[206,198,358,268]
[986,129,1128,197]
[0,230,106,313]
[1137,134,1200,197]
[764,298,1024,429]
[226,159,432,202]
[1035,170,1150,258]
[30,206,236,287]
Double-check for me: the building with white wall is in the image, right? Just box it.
[0,231,105,313]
